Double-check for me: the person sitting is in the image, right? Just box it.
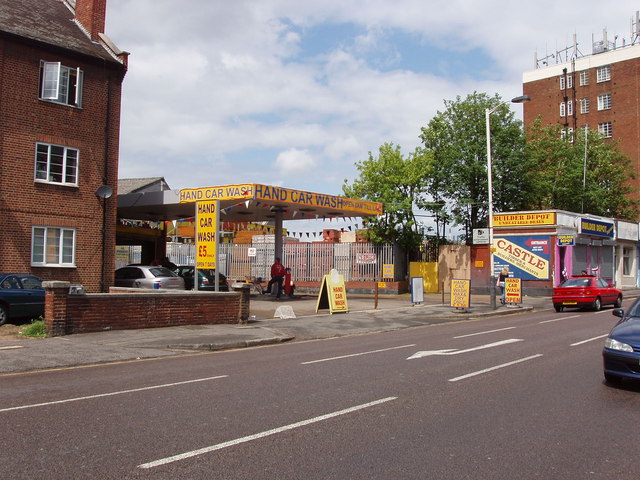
[266,257,287,298]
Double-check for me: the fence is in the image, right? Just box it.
[159,242,401,283]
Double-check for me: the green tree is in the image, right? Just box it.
[342,143,431,253]
[525,119,639,219]
[419,92,532,242]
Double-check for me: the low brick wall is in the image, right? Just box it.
[43,281,251,336]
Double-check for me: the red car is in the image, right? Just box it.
[552,275,622,312]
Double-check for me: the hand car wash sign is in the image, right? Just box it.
[494,236,550,280]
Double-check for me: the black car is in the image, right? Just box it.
[0,274,45,325]
[174,266,229,291]
[603,297,640,384]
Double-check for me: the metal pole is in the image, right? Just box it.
[485,108,497,310]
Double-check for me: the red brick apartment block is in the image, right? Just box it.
[0,0,127,292]
[522,44,640,203]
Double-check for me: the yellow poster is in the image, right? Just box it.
[504,278,522,304]
[450,279,471,309]
[196,200,218,269]
[316,269,349,314]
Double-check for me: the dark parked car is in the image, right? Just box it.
[114,266,185,290]
[174,266,229,291]
[603,298,640,384]
[552,275,622,312]
[0,274,45,325]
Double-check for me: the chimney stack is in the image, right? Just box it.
[74,0,107,41]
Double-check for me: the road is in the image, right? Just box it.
[1,305,639,479]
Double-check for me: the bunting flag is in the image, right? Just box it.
[245,200,250,208]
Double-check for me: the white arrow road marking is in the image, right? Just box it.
[407,338,523,360]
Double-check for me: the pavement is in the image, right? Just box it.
[0,291,597,375]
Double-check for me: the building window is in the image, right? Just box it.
[35,143,79,186]
[39,61,83,108]
[559,76,565,90]
[598,122,613,138]
[596,65,611,83]
[567,100,573,116]
[623,247,633,276]
[579,70,589,86]
[597,93,612,110]
[31,226,76,267]
[580,98,590,114]
[567,75,573,88]
[560,102,566,117]
[561,128,574,143]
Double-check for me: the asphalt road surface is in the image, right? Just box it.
[2,304,639,479]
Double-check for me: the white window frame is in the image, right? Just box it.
[623,247,633,276]
[40,61,83,108]
[598,122,613,138]
[580,97,590,114]
[567,75,573,89]
[597,93,612,111]
[31,226,76,267]
[560,102,566,117]
[559,76,565,90]
[596,65,611,83]
[579,71,589,86]
[34,143,79,186]
[567,100,573,116]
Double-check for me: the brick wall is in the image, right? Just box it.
[44,281,250,336]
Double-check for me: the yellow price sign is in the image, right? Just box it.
[196,200,218,269]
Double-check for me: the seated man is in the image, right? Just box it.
[266,257,287,298]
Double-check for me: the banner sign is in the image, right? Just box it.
[580,218,614,238]
[493,236,550,280]
[494,212,556,227]
[557,235,575,247]
[450,279,471,309]
[180,183,383,216]
[356,253,377,264]
[196,200,218,269]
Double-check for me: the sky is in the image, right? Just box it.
[105,0,640,238]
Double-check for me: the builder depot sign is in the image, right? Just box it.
[494,236,550,280]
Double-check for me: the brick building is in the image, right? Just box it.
[522,33,640,203]
[0,0,127,292]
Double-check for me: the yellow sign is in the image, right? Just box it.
[494,212,556,227]
[180,183,383,216]
[196,200,218,269]
[504,278,522,304]
[494,238,549,279]
[378,282,387,288]
[316,269,349,314]
[450,279,471,309]
[382,264,394,279]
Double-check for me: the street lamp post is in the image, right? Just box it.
[486,95,530,309]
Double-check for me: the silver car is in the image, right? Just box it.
[114,266,185,290]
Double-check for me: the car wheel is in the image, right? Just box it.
[593,297,602,311]
[554,305,563,312]
[0,304,8,326]
[604,372,622,385]
[614,295,623,308]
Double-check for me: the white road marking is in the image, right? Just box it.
[138,396,398,469]
[539,315,580,324]
[0,345,24,350]
[448,354,543,382]
[0,375,228,413]
[570,334,608,346]
[454,327,516,339]
[407,338,523,360]
[301,344,416,364]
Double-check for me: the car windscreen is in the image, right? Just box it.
[149,267,178,277]
[559,278,591,287]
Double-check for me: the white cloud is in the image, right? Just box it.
[275,148,317,174]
